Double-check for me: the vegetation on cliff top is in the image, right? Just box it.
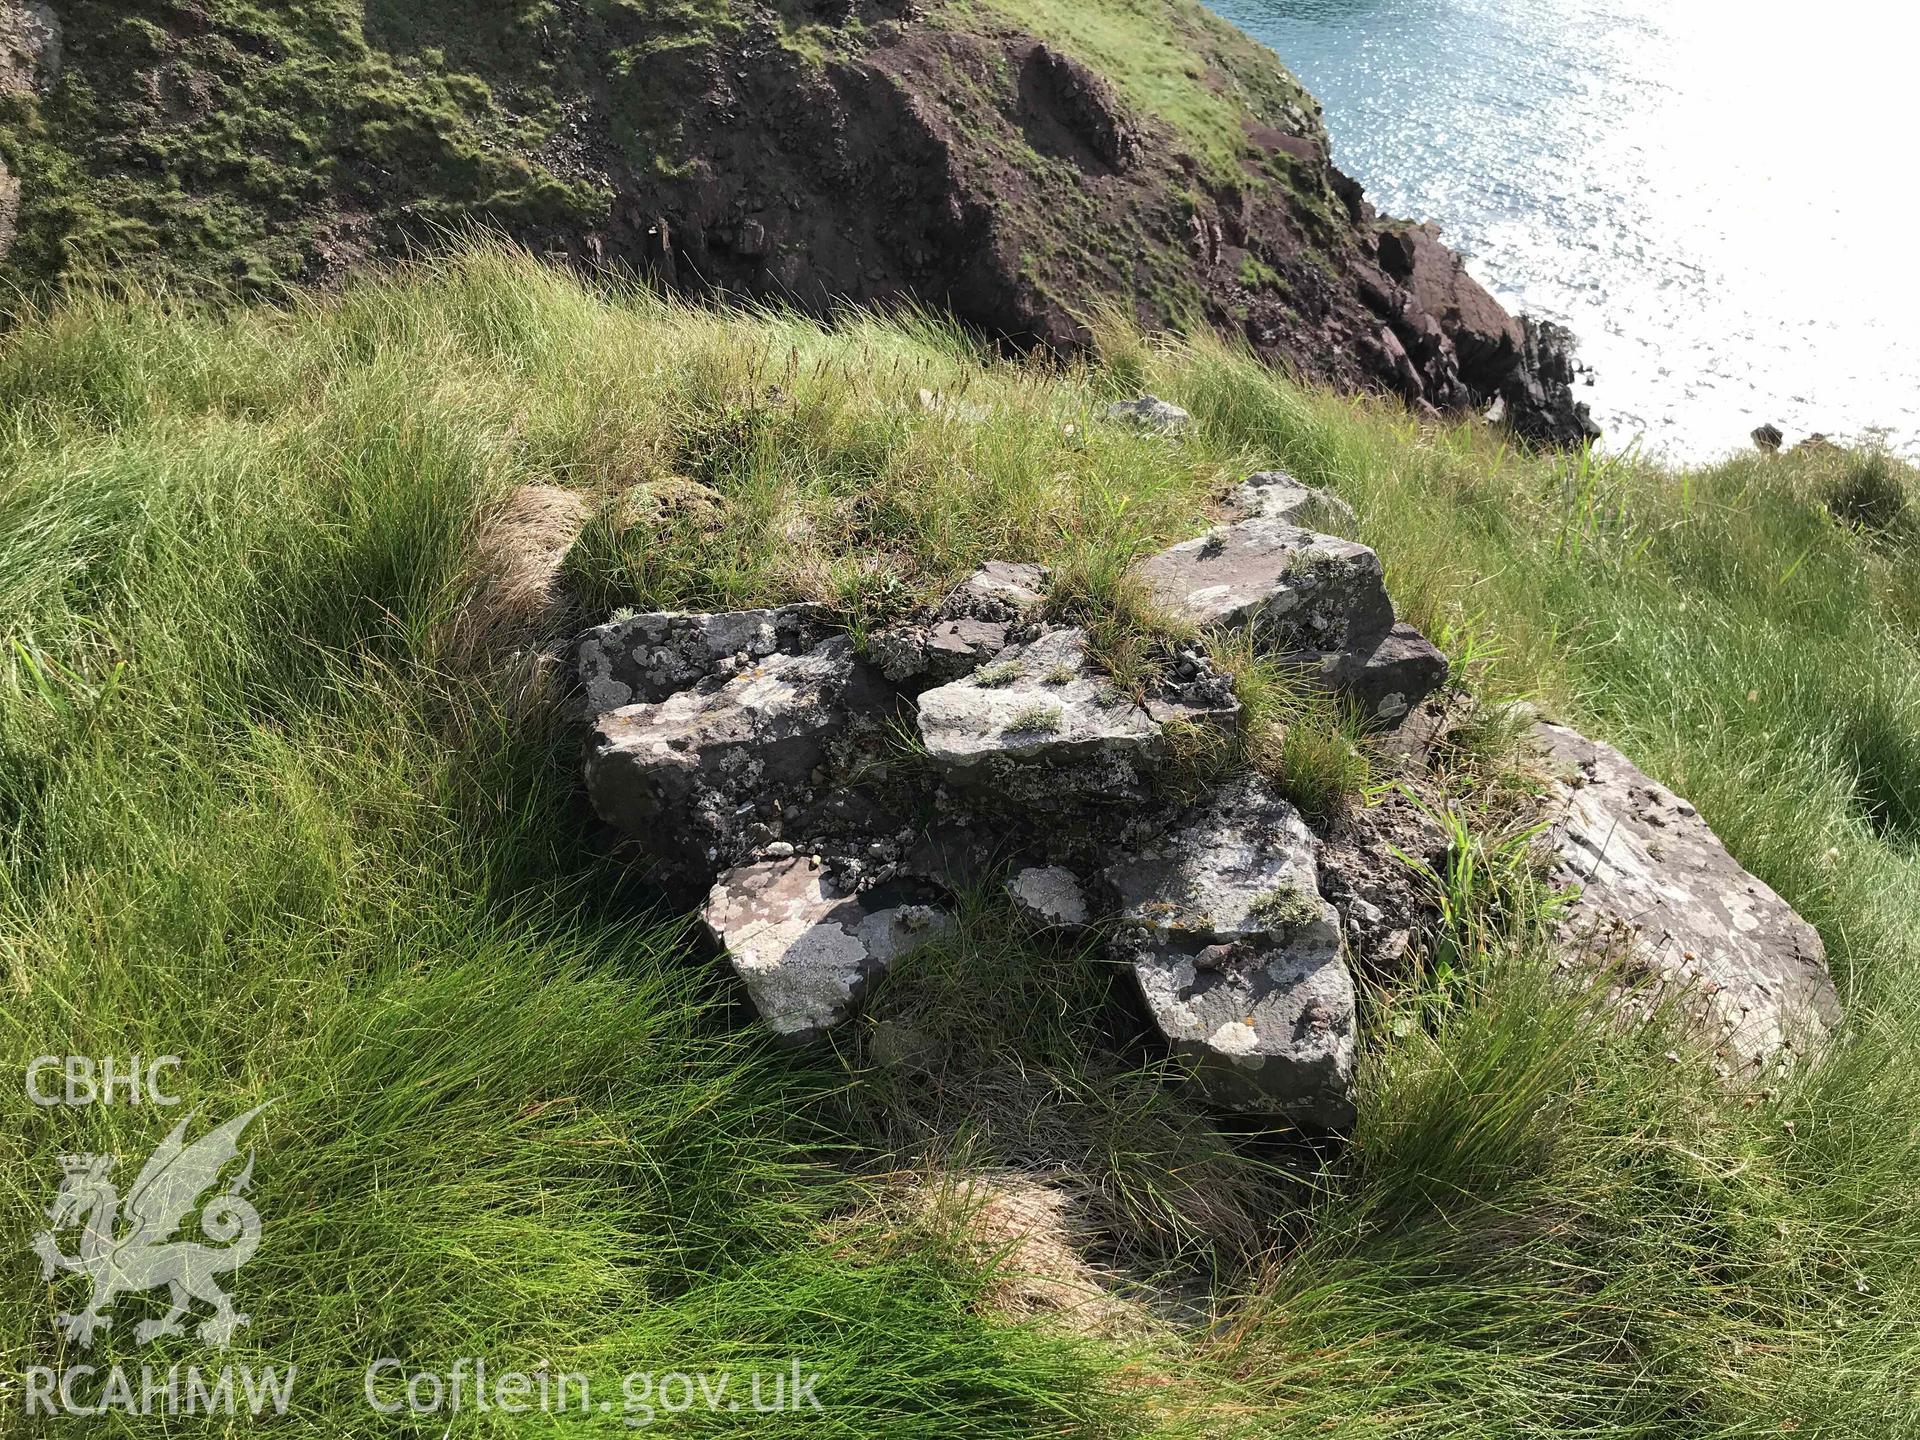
[3,248,1918,1434]
[960,0,1323,177]
[1,0,608,296]
[0,0,1343,319]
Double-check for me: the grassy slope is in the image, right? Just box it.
[2,249,1917,1435]
[935,0,1346,329]
[960,0,1323,175]
[1,0,1342,324]
[0,0,742,299]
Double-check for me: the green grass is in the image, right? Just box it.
[960,0,1321,186]
[2,246,1918,1435]
[0,0,749,300]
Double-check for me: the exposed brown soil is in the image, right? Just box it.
[880,1169,1165,1342]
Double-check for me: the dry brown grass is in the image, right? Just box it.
[887,1168,1169,1344]
[444,481,590,685]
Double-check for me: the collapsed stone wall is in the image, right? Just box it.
[564,458,1840,1126]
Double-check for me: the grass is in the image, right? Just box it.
[960,0,1323,189]
[0,0,609,300]
[2,245,1918,1435]
[1004,702,1064,734]
[1165,630,1374,824]
[1391,792,1564,1004]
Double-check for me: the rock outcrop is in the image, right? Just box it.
[1501,318,1600,448]
[0,0,59,266]
[0,1,59,99]
[1380,220,1522,396]
[1367,223,1595,445]
[1531,722,1841,1076]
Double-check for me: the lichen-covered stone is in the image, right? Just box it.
[584,637,889,883]
[1102,776,1356,1125]
[870,617,1012,684]
[1006,866,1090,929]
[916,628,1162,806]
[1133,518,1446,721]
[1134,519,1394,651]
[1104,395,1191,434]
[1532,721,1842,1075]
[705,859,951,1042]
[574,604,831,715]
[1146,645,1243,728]
[948,562,1048,620]
[1229,470,1358,534]
[1133,946,1356,1128]
[865,563,1044,685]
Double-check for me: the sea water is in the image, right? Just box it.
[1209,0,1920,460]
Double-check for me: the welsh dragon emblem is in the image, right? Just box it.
[31,1104,269,1349]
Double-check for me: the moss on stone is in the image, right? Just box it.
[1249,880,1322,933]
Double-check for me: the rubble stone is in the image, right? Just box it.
[585,636,890,882]
[1134,519,1394,651]
[575,604,832,715]
[1133,519,1447,721]
[917,629,1163,806]
[1229,470,1359,533]
[1103,776,1357,1125]
[1532,721,1842,1075]
[705,859,952,1041]
[1104,395,1191,434]
[1007,866,1091,929]
[1312,622,1451,724]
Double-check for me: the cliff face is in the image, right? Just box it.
[0,0,1592,441]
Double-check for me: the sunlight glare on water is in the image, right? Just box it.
[1207,0,1920,460]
